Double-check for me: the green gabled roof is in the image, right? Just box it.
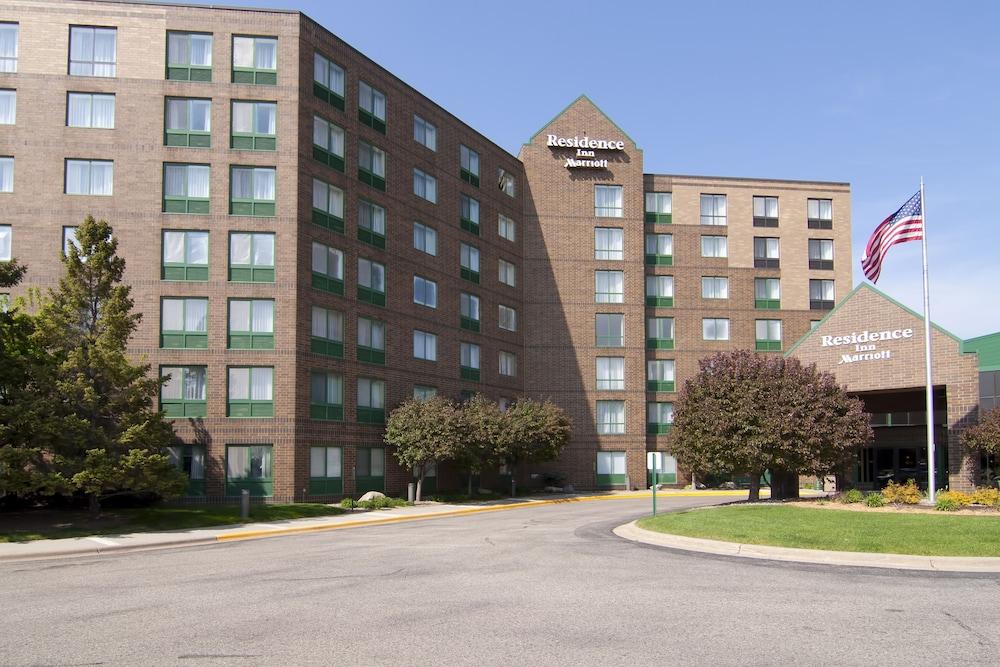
[525,94,638,148]
[785,282,964,357]
[962,332,1000,371]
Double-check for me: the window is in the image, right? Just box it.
[595,270,624,303]
[358,257,386,306]
[166,31,212,81]
[312,178,344,233]
[460,145,480,186]
[753,195,779,227]
[356,447,385,487]
[645,275,674,307]
[162,230,208,281]
[225,444,273,496]
[357,316,386,365]
[647,360,675,392]
[311,242,344,294]
[498,259,516,287]
[0,90,13,125]
[648,452,678,484]
[165,97,211,147]
[1,293,12,312]
[595,185,623,217]
[755,319,783,351]
[357,378,386,423]
[754,278,781,309]
[65,159,112,196]
[0,23,18,73]
[310,306,344,358]
[808,198,833,229]
[313,52,344,108]
[498,167,517,197]
[753,237,780,268]
[596,313,624,348]
[460,293,480,331]
[596,357,625,391]
[701,276,729,300]
[413,222,437,256]
[499,351,517,377]
[358,140,386,191]
[499,214,516,242]
[313,116,345,171]
[701,235,728,258]
[0,225,10,261]
[414,330,437,361]
[358,199,387,247]
[810,279,835,310]
[309,446,343,495]
[160,297,208,348]
[309,371,344,421]
[69,26,117,77]
[645,192,672,223]
[413,168,437,203]
[160,366,207,417]
[230,166,275,216]
[460,343,481,381]
[67,92,114,128]
[700,194,727,226]
[702,318,730,341]
[163,163,210,214]
[414,115,436,150]
[232,36,277,85]
[645,234,673,265]
[647,402,674,434]
[413,275,437,308]
[595,228,623,260]
[228,299,274,349]
[231,101,276,151]
[809,239,835,270]
[167,445,206,495]
[0,157,12,193]
[358,81,387,132]
[413,385,437,401]
[62,227,79,255]
[596,450,626,487]
[227,367,274,417]
[647,317,675,350]
[229,232,274,282]
[499,304,517,332]
[460,243,480,283]
[596,402,625,435]
[460,194,480,235]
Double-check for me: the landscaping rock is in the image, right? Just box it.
[563,484,574,493]
[358,491,386,502]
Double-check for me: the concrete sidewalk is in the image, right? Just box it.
[614,520,1000,573]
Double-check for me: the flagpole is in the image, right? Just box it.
[919,177,936,503]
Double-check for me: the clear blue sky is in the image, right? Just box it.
[215,0,999,338]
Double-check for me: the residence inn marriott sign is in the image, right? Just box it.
[821,327,914,364]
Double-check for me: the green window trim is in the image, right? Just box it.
[167,64,212,82]
[755,340,782,352]
[163,262,208,281]
[460,366,481,382]
[647,380,676,392]
[312,208,345,234]
[312,272,344,295]
[460,218,481,236]
[755,298,781,310]
[313,81,345,111]
[229,264,275,283]
[232,67,277,86]
[357,345,386,365]
[231,132,276,151]
[358,227,386,249]
[358,167,386,192]
[358,108,386,134]
[310,337,344,358]
[308,477,343,495]
[647,423,674,435]
[357,285,386,307]
[309,403,344,421]
[645,212,672,224]
[357,407,385,424]
[164,129,210,148]
[229,199,275,217]
[228,332,274,350]
[645,254,673,266]
[646,296,674,308]
[460,316,480,332]
[161,327,208,349]
[163,195,210,215]
[646,338,675,350]
[227,399,274,418]
[161,399,208,418]
[460,169,480,187]
[460,268,480,284]
[313,145,345,172]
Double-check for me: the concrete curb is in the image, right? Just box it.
[613,521,1000,573]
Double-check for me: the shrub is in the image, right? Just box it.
[841,488,864,504]
[356,496,411,510]
[339,498,357,509]
[970,487,1000,506]
[882,479,923,505]
[864,492,885,508]
[935,491,972,512]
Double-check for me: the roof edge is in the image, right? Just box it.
[526,94,638,147]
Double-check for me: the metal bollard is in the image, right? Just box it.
[240,489,250,519]
[407,482,415,503]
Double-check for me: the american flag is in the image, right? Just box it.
[861,190,923,283]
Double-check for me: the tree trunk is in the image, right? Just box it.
[88,493,101,518]
[415,473,423,503]
[748,474,761,502]
[467,472,473,496]
[510,465,517,497]
[771,470,800,501]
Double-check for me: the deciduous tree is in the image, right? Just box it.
[385,396,464,501]
[494,398,571,495]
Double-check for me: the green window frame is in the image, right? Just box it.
[162,230,208,281]
[754,278,781,310]
[644,233,673,266]
[357,378,386,424]
[160,365,207,418]
[358,80,386,133]
[231,35,277,85]
[310,371,344,421]
[358,140,386,191]
[229,166,275,216]
[167,444,206,496]
[460,144,480,187]
[460,342,481,382]
[460,292,480,332]
[312,178,344,233]
[755,319,783,352]
[645,275,674,308]
[647,452,678,485]
[166,31,212,82]
[647,359,676,392]
[460,193,480,236]
[460,243,480,284]
[646,317,675,350]
[312,242,344,295]
[358,199,386,248]
[357,257,386,306]
[227,366,274,418]
[313,115,345,171]
[645,192,672,224]
[647,402,674,435]
[231,100,276,151]
[164,97,210,147]
[162,163,210,214]
[225,444,273,497]
[160,297,208,348]
[309,446,343,495]
[228,298,274,349]
[229,232,275,283]
[596,451,626,488]
[596,313,624,348]
[357,316,386,365]
[313,52,345,110]
[310,306,344,358]
[355,447,385,493]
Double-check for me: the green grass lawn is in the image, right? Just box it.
[0,504,347,543]
[637,504,1000,557]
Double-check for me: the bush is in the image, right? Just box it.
[864,492,885,508]
[935,491,972,512]
[882,479,923,505]
[970,487,1000,506]
[339,497,357,509]
[841,488,864,504]
[356,496,411,510]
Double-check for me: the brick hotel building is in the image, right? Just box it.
[0,0,860,500]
